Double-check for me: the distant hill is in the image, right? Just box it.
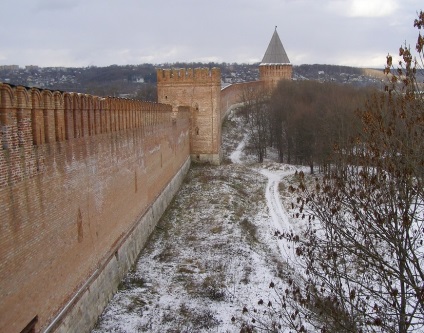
[0,63,396,101]
[293,64,386,88]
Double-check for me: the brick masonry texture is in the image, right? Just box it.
[52,157,191,333]
[220,81,265,119]
[0,83,190,333]
[259,64,293,89]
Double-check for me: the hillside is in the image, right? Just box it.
[91,108,309,332]
[293,64,385,87]
[0,63,388,100]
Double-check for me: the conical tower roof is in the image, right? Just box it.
[260,27,290,65]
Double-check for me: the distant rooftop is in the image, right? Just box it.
[260,27,290,65]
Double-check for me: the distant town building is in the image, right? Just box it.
[0,65,19,71]
[25,65,39,71]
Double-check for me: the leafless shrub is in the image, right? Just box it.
[245,11,424,333]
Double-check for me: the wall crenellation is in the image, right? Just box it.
[0,84,173,144]
[0,83,174,189]
[157,67,221,83]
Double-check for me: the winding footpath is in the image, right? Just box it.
[230,137,303,262]
[260,168,298,262]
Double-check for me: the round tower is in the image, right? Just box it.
[259,27,292,88]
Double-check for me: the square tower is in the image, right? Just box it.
[157,68,222,165]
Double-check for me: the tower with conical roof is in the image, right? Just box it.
[259,27,292,88]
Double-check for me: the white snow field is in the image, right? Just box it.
[92,109,308,333]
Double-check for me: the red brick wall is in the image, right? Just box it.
[220,81,265,119]
[0,83,190,333]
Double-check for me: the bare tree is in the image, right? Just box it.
[269,80,366,172]
[243,11,424,333]
[240,84,271,162]
[135,83,157,102]
[288,89,423,333]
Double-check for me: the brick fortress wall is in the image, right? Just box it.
[220,81,265,120]
[0,83,190,333]
[157,68,222,165]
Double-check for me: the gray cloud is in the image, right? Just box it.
[0,0,419,67]
[32,0,80,12]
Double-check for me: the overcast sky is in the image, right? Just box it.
[0,0,421,68]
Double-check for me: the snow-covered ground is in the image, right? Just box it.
[92,109,308,333]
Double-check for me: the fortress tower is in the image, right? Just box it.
[259,27,292,88]
[157,68,222,165]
